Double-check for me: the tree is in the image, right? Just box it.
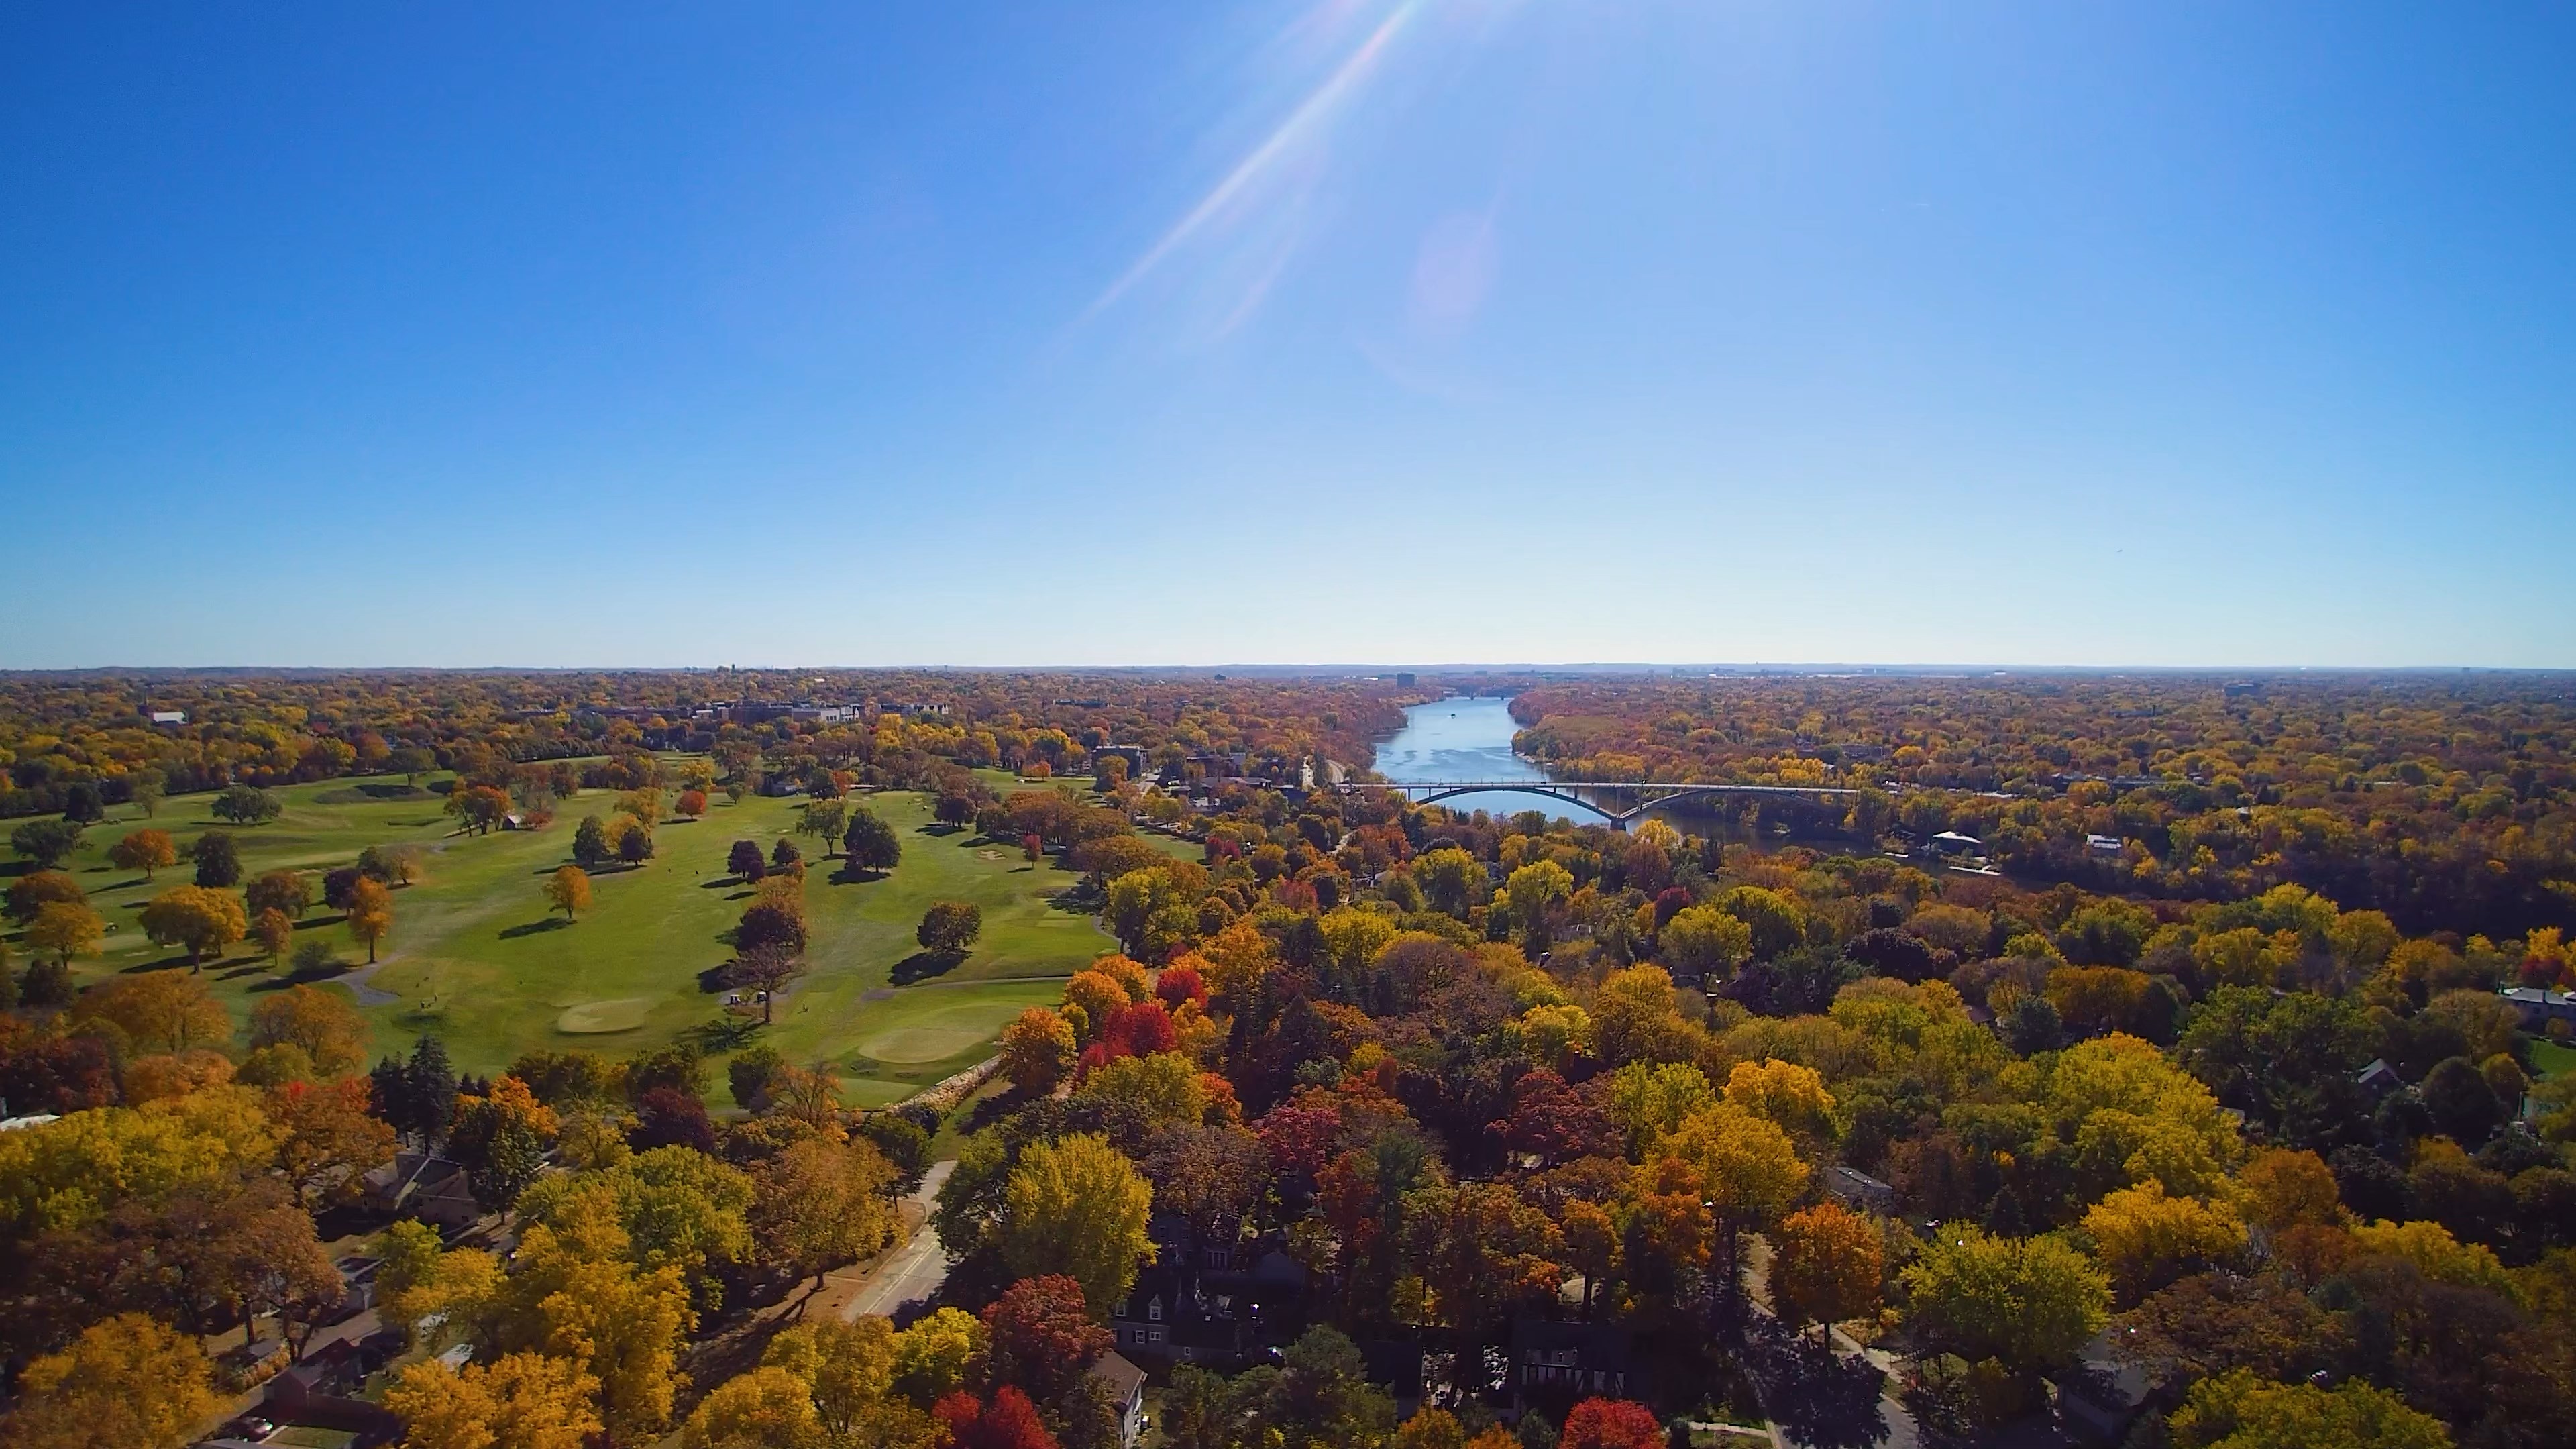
[1001,1008,1078,1095]
[7,868,87,925]
[245,869,313,920]
[269,1075,398,1210]
[1664,1099,1807,1294]
[2082,1183,2246,1305]
[737,897,808,958]
[983,1273,1113,1403]
[844,808,902,875]
[573,815,612,867]
[918,900,983,957]
[2167,1369,2453,1449]
[212,784,284,825]
[1772,1201,1884,1345]
[389,747,437,786]
[62,780,105,824]
[388,1351,604,1449]
[1660,904,1754,983]
[996,1133,1157,1311]
[545,865,592,920]
[250,983,372,1073]
[1398,1178,1568,1340]
[447,784,513,835]
[251,907,295,965]
[347,877,394,963]
[733,943,802,1024]
[138,884,247,969]
[619,822,656,865]
[1900,1222,2110,1376]
[681,1365,822,1449]
[729,839,769,882]
[800,798,851,859]
[2,1313,220,1449]
[2420,1056,2505,1147]
[27,900,104,968]
[11,818,84,870]
[108,829,176,881]
[1558,1399,1664,1449]
[675,788,708,819]
[191,829,241,887]
[938,1386,1061,1449]
[754,1136,898,1287]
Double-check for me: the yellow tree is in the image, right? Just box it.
[1661,904,1754,983]
[386,1351,602,1449]
[2239,1148,2343,1233]
[545,865,593,921]
[1771,1201,1884,1346]
[752,1136,898,1289]
[138,885,248,970]
[890,1307,987,1404]
[2083,1183,2246,1305]
[347,877,394,963]
[763,1316,898,1435]
[1723,1058,1838,1146]
[1665,1099,1808,1295]
[27,900,104,968]
[248,983,372,1073]
[1000,1007,1077,1094]
[70,971,233,1053]
[3,1313,219,1449]
[996,1132,1156,1312]
[108,828,178,881]
[251,907,294,965]
[680,1366,822,1449]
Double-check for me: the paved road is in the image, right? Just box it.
[841,1159,957,1322]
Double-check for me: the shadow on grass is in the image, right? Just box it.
[685,1015,765,1052]
[891,950,968,985]
[697,962,736,994]
[919,822,965,837]
[831,867,891,886]
[500,918,572,940]
[120,952,205,974]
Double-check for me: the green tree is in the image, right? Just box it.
[211,784,284,825]
[1900,1222,2110,1376]
[996,1132,1156,1312]
[12,818,85,870]
[191,829,241,888]
[917,900,983,956]
[1660,904,1753,983]
[2167,1369,2453,1449]
[843,808,902,875]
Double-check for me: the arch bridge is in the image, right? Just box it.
[1345,780,1858,831]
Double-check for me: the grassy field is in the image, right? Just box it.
[2530,1036,2576,1081]
[19,766,1118,1106]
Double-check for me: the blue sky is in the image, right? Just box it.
[3,2,2571,668]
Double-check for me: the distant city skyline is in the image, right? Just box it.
[4,3,2571,668]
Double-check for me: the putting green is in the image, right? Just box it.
[557,998,653,1034]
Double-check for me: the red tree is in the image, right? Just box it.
[983,1275,1111,1403]
[1560,1397,1664,1449]
[1079,1000,1176,1073]
[1256,1098,1343,1179]
[936,1387,1061,1449]
[674,789,708,818]
[1489,1069,1618,1167]
[1154,965,1208,1011]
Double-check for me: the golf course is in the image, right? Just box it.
[31,766,1140,1105]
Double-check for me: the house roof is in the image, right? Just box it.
[1090,1352,1145,1399]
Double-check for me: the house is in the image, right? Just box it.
[1109,1219,1309,1368]
[2086,834,2124,856]
[2053,1332,2179,1444]
[360,1153,482,1230]
[1511,1320,1640,1406]
[148,709,188,725]
[2354,1059,2404,1099]
[0,1114,62,1133]
[2502,987,2576,1030]
[1089,1352,1146,1449]
[1822,1164,1896,1213]
[1929,831,1986,857]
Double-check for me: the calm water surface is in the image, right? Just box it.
[1371,696,1605,824]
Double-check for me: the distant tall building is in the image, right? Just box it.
[1395,672,1417,687]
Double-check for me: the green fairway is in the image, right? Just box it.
[25,766,1118,1105]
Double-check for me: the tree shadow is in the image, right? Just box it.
[499,918,572,940]
[831,867,890,885]
[696,963,736,994]
[684,1015,765,1052]
[120,953,202,974]
[1751,1322,1894,1449]
[919,822,965,836]
[892,950,967,985]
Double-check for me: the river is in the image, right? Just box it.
[1368,695,1611,825]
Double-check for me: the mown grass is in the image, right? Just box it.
[19,765,1117,1106]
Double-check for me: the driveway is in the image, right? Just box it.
[839,1159,957,1322]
